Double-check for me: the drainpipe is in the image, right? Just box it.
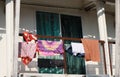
[6,0,14,77]
[96,0,111,76]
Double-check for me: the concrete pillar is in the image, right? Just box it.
[13,0,21,77]
[115,0,120,77]
[6,0,14,77]
[96,0,111,76]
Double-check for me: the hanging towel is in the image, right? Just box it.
[20,42,37,65]
[71,42,85,55]
[37,40,64,56]
[81,39,100,62]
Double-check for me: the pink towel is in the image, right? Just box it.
[20,42,37,65]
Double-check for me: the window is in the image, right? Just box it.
[61,14,83,38]
[36,11,85,74]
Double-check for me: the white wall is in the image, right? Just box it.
[20,4,115,40]
[106,14,115,38]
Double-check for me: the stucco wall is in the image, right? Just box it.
[20,4,115,40]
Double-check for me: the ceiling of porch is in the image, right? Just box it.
[0,0,115,15]
[21,0,115,15]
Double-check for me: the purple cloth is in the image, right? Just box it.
[37,40,64,54]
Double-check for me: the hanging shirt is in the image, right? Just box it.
[71,42,85,56]
[20,42,37,65]
[37,40,64,56]
[81,39,100,62]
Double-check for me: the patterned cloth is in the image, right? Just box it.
[37,40,64,56]
[38,59,64,68]
[23,32,37,43]
[39,67,64,74]
[38,55,63,60]
[20,42,37,65]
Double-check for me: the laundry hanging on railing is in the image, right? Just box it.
[81,38,100,62]
[37,40,64,56]
[18,33,103,74]
[20,42,37,65]
[71,42,85,56]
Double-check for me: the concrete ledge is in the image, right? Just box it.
[86,74,109,77]
[18,73,85,77]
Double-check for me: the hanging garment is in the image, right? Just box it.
[38,54,63,60]
[37,40,64,56]
[65,46,86,74]
[38,59,64,68]
[38,67,64,74]
[71,42,85,55]
[38,51,58,56]
[23,32,30,43]
[65,45,84,57]
[81,39,100,62]
[20,42,37,65]
[23,32,37,43]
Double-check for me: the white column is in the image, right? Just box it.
[96,0,111,76]
[6,0,14,77]
[115,0,120,77]
[13,0,21,77]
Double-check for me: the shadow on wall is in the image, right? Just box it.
[86,62,104,75]
[0,34,5,41]
[0,28,6,41]
[0,27,6,33]
[18,60,38,73]
[0,36,2,40]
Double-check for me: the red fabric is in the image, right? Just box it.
[23,32,30,43]
[23,32,37,43]
[29,34,37,41]
[21,32,38,65]
[21,56,32,65]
